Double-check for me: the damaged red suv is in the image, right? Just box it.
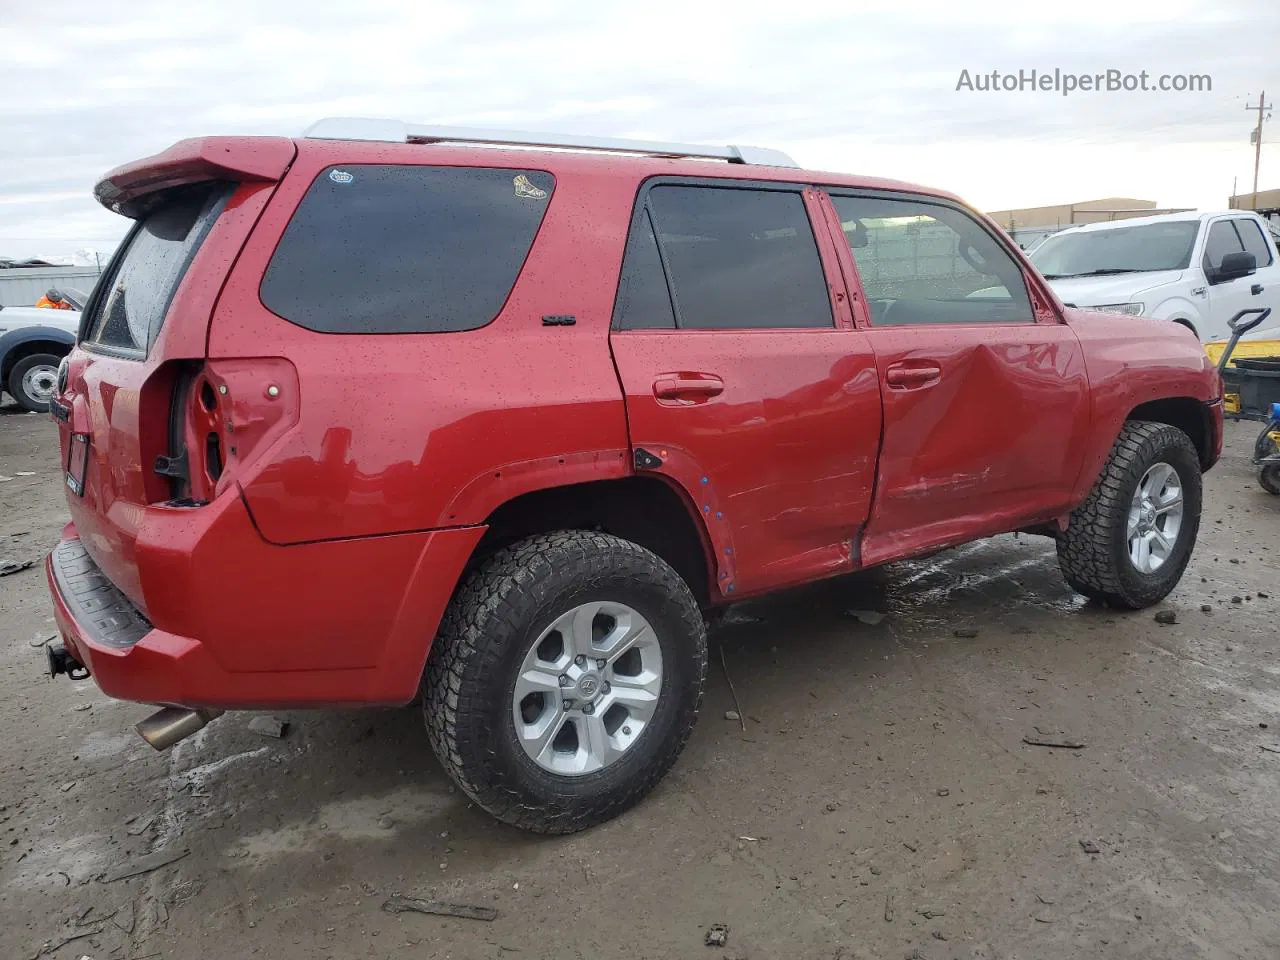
[45,119,1222,832]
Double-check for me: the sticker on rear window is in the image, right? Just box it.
[329,169,354,184]
[513,174,547,200]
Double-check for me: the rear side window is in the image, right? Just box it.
[1234,218,1275,267]
[260,165,555,334]
[84,183,228,355]
[613,209,676,330]
[644,185,832,330]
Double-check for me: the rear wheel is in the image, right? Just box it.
[7,353,61,413]
[423,531,707,834]
[1056,421,1202,609]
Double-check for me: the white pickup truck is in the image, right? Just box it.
[1028,211,1280,342]
[0,302,80,412]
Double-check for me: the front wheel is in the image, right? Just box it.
[7,353,61,413]
[423,531,708,834]
[1056,421,1202,609]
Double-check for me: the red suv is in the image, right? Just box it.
[45,119,1222,833]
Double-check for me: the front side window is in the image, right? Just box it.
[1233,218,1275,267]
[642,185,833,330]
[831,194,1033,325]
[260,165,555,334]
[1203,220,1246,272]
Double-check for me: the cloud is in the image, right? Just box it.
[1,0,1276,258]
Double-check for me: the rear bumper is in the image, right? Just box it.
[46,496,484,709]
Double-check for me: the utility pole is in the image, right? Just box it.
[1246,91,1272,209]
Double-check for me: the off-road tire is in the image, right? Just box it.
[422,531,707,834]
[7,353,61,413]
[1056,420,1202,609]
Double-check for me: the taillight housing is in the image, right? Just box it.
[162,358,298,505]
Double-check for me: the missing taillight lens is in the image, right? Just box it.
[206,431,223,482]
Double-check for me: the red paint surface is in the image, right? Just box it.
[610,329,882,596]
[46,135,1223,709]
[856,323,1091,567]
[56,183,277,613]
[49,509,482,708]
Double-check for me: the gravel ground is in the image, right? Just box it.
[2,403,1278,960]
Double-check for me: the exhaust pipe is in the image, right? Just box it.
[136,707,224,751]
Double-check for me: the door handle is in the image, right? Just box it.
[1252,283,1265,296]
[885,363,942,389]
[653,375,724,400]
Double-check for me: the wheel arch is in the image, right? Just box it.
[1148,296,1203,332]
[472,475,718,606]
[0,328,74,387]
[1126,396,1213,469]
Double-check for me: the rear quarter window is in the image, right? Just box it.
[259,165,555,334]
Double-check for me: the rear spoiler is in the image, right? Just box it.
[94,137,297,218]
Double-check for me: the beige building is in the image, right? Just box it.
[985,198,1194,249]
[985,198,1195,231]
[1229,187,1280,215]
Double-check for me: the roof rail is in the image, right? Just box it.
[302,117,798,168]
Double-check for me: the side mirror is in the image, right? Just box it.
[846,220,869,249]
[1213,250,1257,284]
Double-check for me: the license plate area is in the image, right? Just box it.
[66,434,90,497]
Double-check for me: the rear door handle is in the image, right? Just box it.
[653,375,724,400]
[885,363,942,389]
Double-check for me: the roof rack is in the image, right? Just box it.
[302,117,798,168]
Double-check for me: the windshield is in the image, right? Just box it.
[1030,221,1199,278]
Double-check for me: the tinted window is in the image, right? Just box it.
[613,209,676,330]
[831,195,1033,325]
[1234,218,1275,267]
[261,166,555,334]
[1030,221,1199,276]
[646,186,832,330]
[85,184,227,354]
[1203,220,1245,271]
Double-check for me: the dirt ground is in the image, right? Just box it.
[2,402,1279,960]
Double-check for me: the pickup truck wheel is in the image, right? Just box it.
[422,530,707,834]
[1056,421,1202,609]
[7,353,61,413]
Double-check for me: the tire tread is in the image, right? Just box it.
[1057,420,1201,609]
[423,530,707,834]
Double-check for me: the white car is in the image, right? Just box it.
[1028,211,1280,342]
[0,303,80,412]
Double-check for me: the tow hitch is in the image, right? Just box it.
[46,642,88,680]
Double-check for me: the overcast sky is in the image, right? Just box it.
[1,0,1277,259]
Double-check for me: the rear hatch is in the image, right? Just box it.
[53,137,295,613]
